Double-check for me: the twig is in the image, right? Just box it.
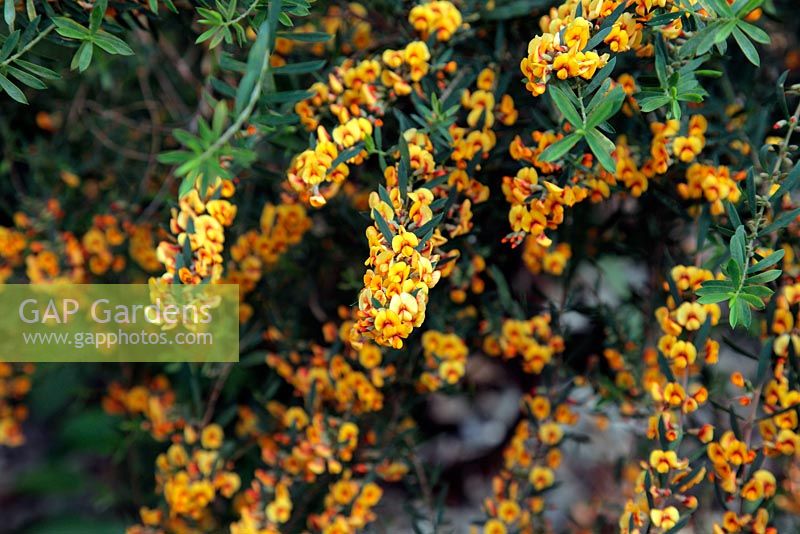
[201,362,234,426]
[0,25,54,68]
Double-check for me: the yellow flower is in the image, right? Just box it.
[529,466,554,490]
[649,449,686,473]
[483,519,507,534]
[668,340,697,369]
[673,136,703,162]
[538,422,563,445]
[650,507,679,530]
[200,424,224,450]
[563,17,591,50]
[391,230,420,256]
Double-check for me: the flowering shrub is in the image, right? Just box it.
[3,0,800,532]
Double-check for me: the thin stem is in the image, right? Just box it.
[733,99,800,300]
[181,42,271,177]
[0,24,54,68]
[747,99,800,246]
[225,0,260,27]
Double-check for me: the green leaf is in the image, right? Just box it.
[682,23,720,57]
[697,280,736,292]
[727,201,742,228]
[737,21,769,44]
[70,41,93,72]
[755,337,773,385]
[731,26,759,67]
[157,150,192,164]
[748,249,784,273]
[413,213,443,241]
[195,27,219,45]
[725,257,742,286]
[398,134,411,199]
[745,169,756,217]
[770,162,800,206]
[585,86,625,129]
[267,0,284,41]
[212,100,228,134]
[741,285,773,298]
[549,84,583,127]
[372,208,395,243]
[327,144,362,171]
[261,89,314,105]
[646,12,682,26]
[6,65,45,89]
[234,0,279,115]
[276,31,331,42]
[173,129,203,152]
[4,0,15,30]
[584,78,611,115]
[759,207,800,235]
[729,297,752,328]
[708,0,734,17]
[377,184,392,207]
[93,31,134,55]
[0,29,20,61]
[178,176,197,198]
[664,513,692,534]
[584,25,612,51]
[697,204,711,251]
[584,56,616,95]
[90,0,107,33]
[697,292,731,304]
[695,315,713,349]
[739,292,766,309]
[734,0,764,17]
[585,128,616,173]
[776,70,790,117]
[744,269,781,284]
[197,7,224,23]
[0,72,27,103]
[697,24,723,55]
[53,17,91,40]
[16,59,60,79]
[654,35,668,86]
[272,59,326,75]
[639,95,671,113]
[539,133,581,163]
[657,351,676,383]
[730,225,746,268]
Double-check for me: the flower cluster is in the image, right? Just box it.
[156,180,237,285]
[0,363,33,447]
[619,266,726,533]
[678,163,742,216]
[520,0,648,97]
[478,389,578,533]
[103,375,182,441]
[484,313,565,375]
[127,425,241,533]
[522,236,572,276]
[408,1,463,43]
[350,181,443,349]
[0,205,162,286]
[4,0,800,531]
[418,330,469,390]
